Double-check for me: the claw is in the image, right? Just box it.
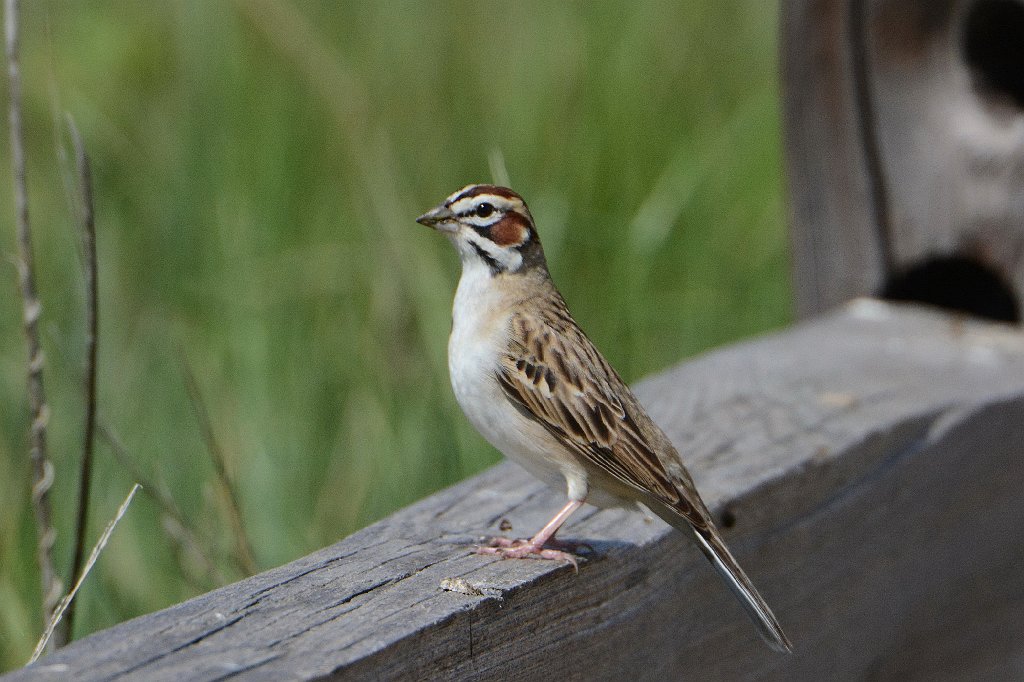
[476,537,580,572]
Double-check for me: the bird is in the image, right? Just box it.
[416,183,792,653]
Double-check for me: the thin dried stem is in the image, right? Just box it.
[5,0,64,648]
[180,359,258,575]
[98,423,227,585]
[64,118,99,639]
[28,484,140,665]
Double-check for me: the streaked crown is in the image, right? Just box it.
[416,184,545,275]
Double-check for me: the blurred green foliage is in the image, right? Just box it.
[0,0,788,669]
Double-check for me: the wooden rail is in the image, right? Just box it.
[7,303,1024,680]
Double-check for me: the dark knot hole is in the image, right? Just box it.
[963,0,1024,108]
[881,256,1020,323]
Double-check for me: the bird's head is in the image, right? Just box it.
[416,184,545,275]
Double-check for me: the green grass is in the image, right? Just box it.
[0,1,789,669]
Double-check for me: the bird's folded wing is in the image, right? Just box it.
[495,309,711,531]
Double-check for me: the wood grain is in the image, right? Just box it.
[8,302,1024,680]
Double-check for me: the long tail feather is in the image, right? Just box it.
[690,525,792,653]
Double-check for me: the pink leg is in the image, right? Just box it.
[477,500,584,569]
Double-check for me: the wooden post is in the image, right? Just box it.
[782,0,1024,320]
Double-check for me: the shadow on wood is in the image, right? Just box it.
[8,303,1024,680]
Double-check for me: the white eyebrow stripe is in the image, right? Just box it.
[450,193,516,212]
[447,195,518,228]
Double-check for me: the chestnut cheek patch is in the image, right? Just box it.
[490,213,529,247]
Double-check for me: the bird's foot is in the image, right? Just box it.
[476,537,587,571]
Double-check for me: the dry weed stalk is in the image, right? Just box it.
[5,0,64,649]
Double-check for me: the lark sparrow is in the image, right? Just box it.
[417,184,791,653]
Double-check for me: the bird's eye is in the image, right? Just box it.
[475,202,494,218]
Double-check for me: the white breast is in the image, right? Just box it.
[447,260,583,497]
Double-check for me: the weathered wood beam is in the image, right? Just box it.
[8,302,1024,680]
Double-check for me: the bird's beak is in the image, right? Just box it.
[415,204,458,233]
